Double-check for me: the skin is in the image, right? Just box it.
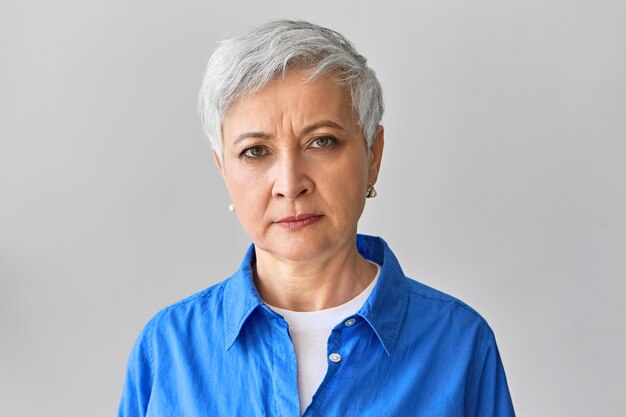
[214,68,384,312]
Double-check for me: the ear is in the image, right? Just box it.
[212,148,225,178]
[367,125,384,185]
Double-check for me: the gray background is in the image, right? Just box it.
[1,1,625,416]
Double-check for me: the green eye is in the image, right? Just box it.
[312,136,334,148]
[243,146,268,158]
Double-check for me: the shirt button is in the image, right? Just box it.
[329,353,342,363]
[344,318,356,327]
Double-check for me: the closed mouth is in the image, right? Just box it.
[275,214,323,229]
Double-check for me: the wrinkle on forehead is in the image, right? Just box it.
[222,69,358,145]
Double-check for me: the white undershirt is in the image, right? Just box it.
[269,262,381,415]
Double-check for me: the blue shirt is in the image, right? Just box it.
[119,234,516,417]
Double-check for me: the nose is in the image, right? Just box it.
[271,151,314,200]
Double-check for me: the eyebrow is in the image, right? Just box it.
[233,131,271,146]
[299,120,346,135]
[232,120,346,146]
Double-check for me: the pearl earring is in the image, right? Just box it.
[228,203,235,212]
[366,184,377,198]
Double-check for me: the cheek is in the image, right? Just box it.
[230,181,264,215]
[225,164,267,198]
[324,157,368,214]
[224,170,271,232]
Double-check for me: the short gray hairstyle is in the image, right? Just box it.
[198,19,384,159]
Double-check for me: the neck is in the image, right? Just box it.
[254,239,377,312]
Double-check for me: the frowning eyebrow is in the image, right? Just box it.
[299,120,345,135]
[233,132,271,146]
[232,120,345,146]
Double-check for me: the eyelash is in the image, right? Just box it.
[310,136,337,148]
[241,146,268,158]
[239,136,337,159]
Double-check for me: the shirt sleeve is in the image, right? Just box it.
[118,324,154,417]
[471,324,516,417]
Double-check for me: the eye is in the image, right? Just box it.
[242,146,268,158]
[310,136,336,148]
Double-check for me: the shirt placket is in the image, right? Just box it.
[271,314,300,417]
[303,316,361,417]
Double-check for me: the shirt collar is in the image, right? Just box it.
[223,234,410,354]
[355,234,410,355]
[223,244,265,350]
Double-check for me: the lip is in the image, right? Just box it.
[275,213,323,230]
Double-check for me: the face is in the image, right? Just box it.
[216,69,384,263]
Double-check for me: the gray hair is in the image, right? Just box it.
[198,19,384,159]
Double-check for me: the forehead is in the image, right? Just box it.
[222,69,356,138]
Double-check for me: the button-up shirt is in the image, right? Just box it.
[118,234,516,416]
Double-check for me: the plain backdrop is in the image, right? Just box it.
[1,1,625,416]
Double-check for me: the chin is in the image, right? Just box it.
[259,232,339,262]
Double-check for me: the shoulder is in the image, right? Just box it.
[400,275,493,344]
[119,278,236,413]
[404,276,485,321]
[159,279,227,319]
[136,279,229,345]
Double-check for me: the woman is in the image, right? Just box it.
[119,20,515,417]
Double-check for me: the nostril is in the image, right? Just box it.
[273,184,310,200]
[272,162,314,199]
